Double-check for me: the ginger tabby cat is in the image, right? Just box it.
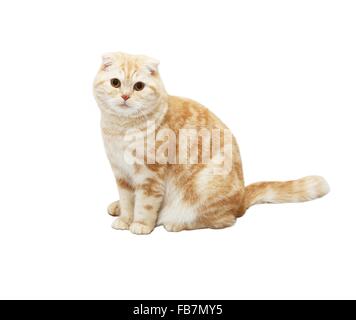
[93,52,329,235]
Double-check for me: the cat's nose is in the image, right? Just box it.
[121,95,130,101]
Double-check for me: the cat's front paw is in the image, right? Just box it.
[107,201,120,216]
[112,217,130,230]
[129,222,154,235]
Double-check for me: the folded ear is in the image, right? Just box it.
[144,57,160,75]
[101,53,115,71]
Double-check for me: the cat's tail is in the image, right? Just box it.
[241,176,329,213]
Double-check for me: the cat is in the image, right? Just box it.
[93,52,329,235]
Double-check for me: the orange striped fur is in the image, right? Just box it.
[94,52,329,234]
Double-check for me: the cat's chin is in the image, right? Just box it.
[105,103,135,117]
[108,107,143,119]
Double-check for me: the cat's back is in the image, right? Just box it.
[163,95,228,131]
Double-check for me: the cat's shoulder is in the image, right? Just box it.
[166,95,223,129]
[168,95,205,110]
[163,96,210,128]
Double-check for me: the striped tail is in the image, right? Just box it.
[243,175,330,211]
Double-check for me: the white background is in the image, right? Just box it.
[0,0,355,300]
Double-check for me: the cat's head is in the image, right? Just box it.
[93,52,166,117]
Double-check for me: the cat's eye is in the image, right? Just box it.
[110,78,121,88]
[133,82,145,91]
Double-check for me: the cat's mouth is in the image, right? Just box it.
[119,102,130,109]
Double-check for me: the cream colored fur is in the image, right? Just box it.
[93,52,329,234]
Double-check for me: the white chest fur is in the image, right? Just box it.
[102,133,137,182]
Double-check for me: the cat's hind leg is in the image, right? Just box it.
[162,190,242,232]
[163,210,237,232]
[107,200,120,216]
